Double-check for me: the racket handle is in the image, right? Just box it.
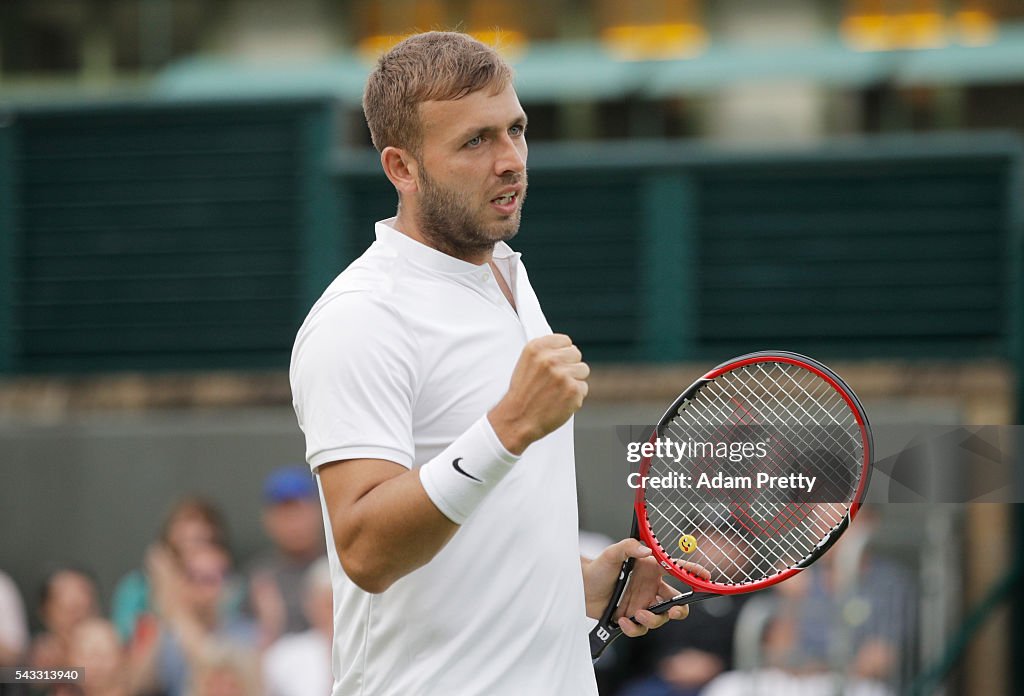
[590,590,700,661]
[589,619,620,660]
[589,555,635,660]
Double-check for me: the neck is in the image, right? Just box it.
[392,211,493,266]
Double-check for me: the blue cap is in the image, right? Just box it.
[263,466,317,504]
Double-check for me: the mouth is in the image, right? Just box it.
[490,190,520,215]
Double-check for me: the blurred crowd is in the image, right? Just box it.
[595,508,914,696]
[0,466,331,696]
[1,473,911,696]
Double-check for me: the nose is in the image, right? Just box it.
[494,132,527,177]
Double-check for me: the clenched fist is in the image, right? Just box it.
[488,334,590,455]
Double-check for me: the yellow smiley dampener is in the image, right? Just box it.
[678,534,697,553]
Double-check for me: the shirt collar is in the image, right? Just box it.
[375,218,520,274]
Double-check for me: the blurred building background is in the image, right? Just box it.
[0,1,1022,695]
[3,1,1024,140]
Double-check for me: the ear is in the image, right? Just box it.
[380,146,420,196]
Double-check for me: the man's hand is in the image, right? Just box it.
[145,544,188,621]
[582,539,710,638]
[250,571,287,648]
[489,334,589,454]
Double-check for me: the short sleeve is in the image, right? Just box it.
[290,292,417,471]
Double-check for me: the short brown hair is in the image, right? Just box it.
[362,31,514,154]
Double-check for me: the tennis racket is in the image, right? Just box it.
[590,350,872,659]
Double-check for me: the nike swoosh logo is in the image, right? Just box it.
[452,457,483,483]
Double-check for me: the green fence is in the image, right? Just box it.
[0,98,338,373]
[0,97,1020,372]
[333,135,1024,362]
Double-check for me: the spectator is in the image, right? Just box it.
[111,497,229,644]
[761,511,911,683]
[759,560,911,684]
[617,595,748,696]
[616,525,755,696]
[186,643,261,696]
[703,511,911,696]
[65,618,130,696]
[29,568,100,676]
[262,557,332,696]
[245,466,325,646]
[135,542,255,696]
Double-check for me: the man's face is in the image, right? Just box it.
[264,498,324,557]
[412,83,528,259]
[68,620,124,690]
[183,544,229,611]
[43,571,98,635]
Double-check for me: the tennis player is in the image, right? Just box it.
[290,31,698,695]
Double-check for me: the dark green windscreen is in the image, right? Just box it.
[336,147,1016,363]
[0,105,1018,374]
[8,101,333,372]
[696,159,1009,358]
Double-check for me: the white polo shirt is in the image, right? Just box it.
[290,219,598,696]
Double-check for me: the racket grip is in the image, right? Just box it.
[589,621,623,660]
[589,555,636,661]
[590,591,699,661]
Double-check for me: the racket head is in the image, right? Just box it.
[634,351,872,595]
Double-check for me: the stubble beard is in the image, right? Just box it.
[414,166,527,261]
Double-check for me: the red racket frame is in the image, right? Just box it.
[634,353,872,594]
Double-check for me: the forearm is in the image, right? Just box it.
[324,415,522,593]
[580,556,603,619]
[126,645,159,695]
[330,465,459,593]
[162,608,213,668]
[581,554,612,620]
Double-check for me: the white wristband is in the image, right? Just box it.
[419,416,521,524]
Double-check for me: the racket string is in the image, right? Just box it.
[647,486,791,581]
[724,366,861,498]
[652,419,828,580]
[641,361,864,587]
[731,368,853,456]
[646,483,769,580]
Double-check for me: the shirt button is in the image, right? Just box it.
[481,272,490,282]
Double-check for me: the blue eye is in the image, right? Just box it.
[510,125,525,136]
[466,135,483,148]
